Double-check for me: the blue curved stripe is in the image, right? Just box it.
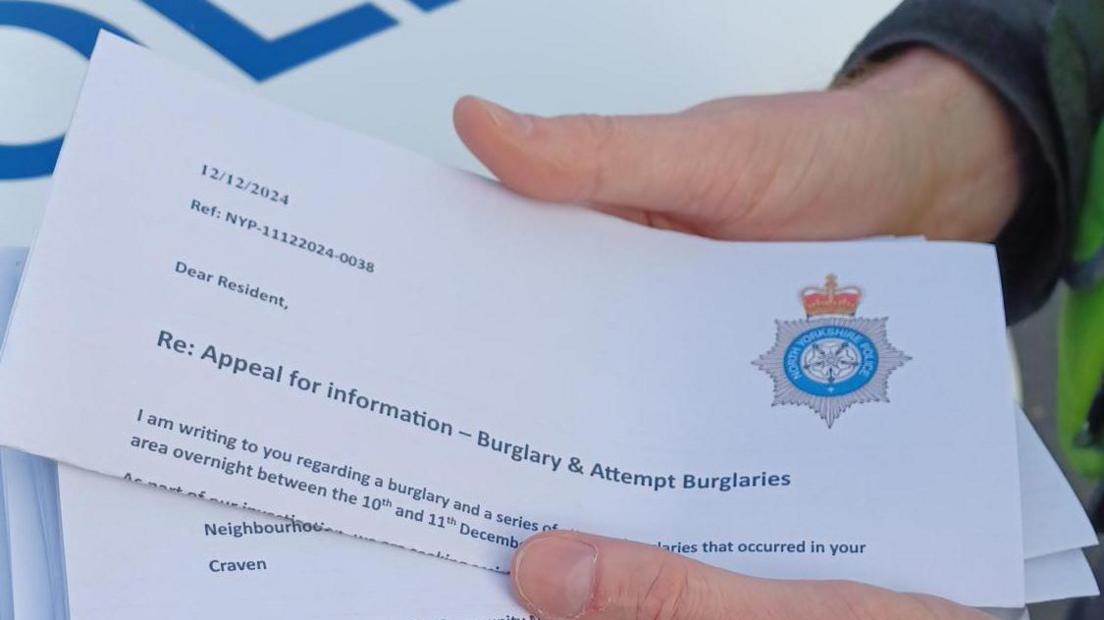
[140,0,398,81]
[0,2,135,179]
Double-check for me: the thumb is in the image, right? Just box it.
[510,531,987,620]
[452,94,784,236]
[453,95,729,212]
[453,48,1020,243]
[452,92,906,240]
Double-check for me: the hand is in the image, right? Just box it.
[462,47,1019,620]
[510,531,990,620]
[454,48,1021,243]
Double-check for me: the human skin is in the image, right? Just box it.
[453,48,1020,244]
[507,531,993,620]
[453,47,1020,620]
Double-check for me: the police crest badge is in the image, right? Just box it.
[753,274,910,428]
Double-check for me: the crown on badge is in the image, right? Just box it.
[801,274,862,317]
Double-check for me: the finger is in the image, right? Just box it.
[453,93,905,240]
[453,95,749,226]
[510,531,988,620]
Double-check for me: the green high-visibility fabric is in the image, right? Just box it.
[1053,0,1104,477]
[1059,125,1104,477]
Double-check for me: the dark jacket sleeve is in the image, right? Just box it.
[840,0,1063,323]
[1049,0,1104,289]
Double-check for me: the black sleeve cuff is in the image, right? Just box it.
[840,0,1065,323]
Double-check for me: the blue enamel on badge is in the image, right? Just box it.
[753,274,910,428]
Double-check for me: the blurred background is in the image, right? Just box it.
[1,1,1099,618]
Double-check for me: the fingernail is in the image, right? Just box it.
[514,536,598,618]
[480,98,534,135]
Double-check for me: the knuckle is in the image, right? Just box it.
[632,558,696,620]
[830,581,886,620]
[671,114,768,227]
[576,114,618,200]
[579,113,619,152]
[824,580,932,620]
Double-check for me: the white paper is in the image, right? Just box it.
[0,247,526,619]
[1024,548,1099,603]
[51,420,1093,619]
[57,466,529,620]
[1016,410,1098,558]
[0,248,68,619]
[1,449,67,620]
[0,34,1025,606]
[1,450,51,619]
[0,245,1091,617]
[17,287,1090,617]
[0,463,11,620]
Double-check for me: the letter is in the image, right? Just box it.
[0,38,1025,608]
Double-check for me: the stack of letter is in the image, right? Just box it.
[0,35,1098,618]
